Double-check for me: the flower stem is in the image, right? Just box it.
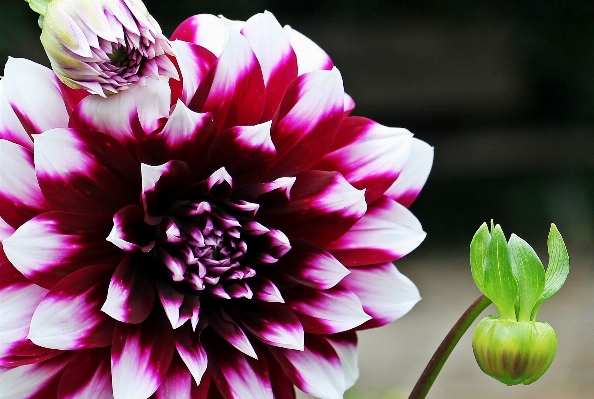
[408,294,492,399]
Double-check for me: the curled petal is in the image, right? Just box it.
[384,138,434,207]
[171,14,230,57]
[315,117,413,202]
[34,128,141,215]
[111,312,174,399]
[107,205,155,253]
[326,196,426,266]
[28,265,115,351]
[170,41,218,104]
[283,26,334,75]
[340,262,421,329]
[3,212,121,289]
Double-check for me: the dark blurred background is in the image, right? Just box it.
[2,0,593,251]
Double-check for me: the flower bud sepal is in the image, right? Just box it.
[472,315,557,386]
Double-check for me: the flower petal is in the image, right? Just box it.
[340,262,421,329]
[34,128,141,215]
[262,68,344,180]
[283,26,333,75]
[107,205,155,253]
[0,140,47,228]
[154,354,197,399]
[205,331,274,399]
[283,285,370,334]
[256,170,366,247]
[174,324,208,386]
[190,28,265,132]
[69,78,171,150]
[28,265,116,350]
[111,312,174,399]
[3,211,121,289]
[141,161,192,224]
[324,332,359,390]
[235,302,304,350]
[3,58,69,135]
[315,116,413,202]
[384,138,434,207]
[171,14,230,57]
[102,254,155,324]
[171,40,218,104]
[241,12,298,121]
[207,308,257,359]
[57,348,112,399]
[269,334,345,399]
[0,79,32,150]
[326,196,426,266]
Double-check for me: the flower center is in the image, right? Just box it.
[108,46,129,66]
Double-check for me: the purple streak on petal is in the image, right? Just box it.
[256,170,366,247]
[268,334,345,399]
[57,347,112,399]
[28,265,116,350]
[236,302,304,350]
[384,138,434,207]
[3,211,122,289]
[111,312,174,399]
[204,331,274,399]
[154,354,196,399]
[0,139,47,228]
[107,205,155,252]
[171,14,228,56]
[315,116,413,202]
[0,80,33,150]
[340,262,421,329]
[156,281,185,329]
[207,308,257,359]
[261,350,296,399]
[34,128,141,215]
[283,285,370,334]
[174,324,208,386]
[3,58,69,136]
[102,254,155,324]
[190,28,265,132]
[326,196,426,266]
[170,41,218,104]
[324,332,359,390]
[246,276,284,303]
[262,68,344,180]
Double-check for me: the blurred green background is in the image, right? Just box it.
[2,0,593,250]
[2,1,594,398]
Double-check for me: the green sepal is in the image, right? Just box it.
[25,0,52,16]
[508,234,545,321]
[470,222,491,292]
[531,224,570,319]
[483,225,517,320]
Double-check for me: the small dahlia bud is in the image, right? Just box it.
[473,316,557,386]
[40,0,178,96]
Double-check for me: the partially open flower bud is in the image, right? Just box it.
[472,316,557,385]
[40,0,178,96]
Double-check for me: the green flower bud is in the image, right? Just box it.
[472,316,557,385]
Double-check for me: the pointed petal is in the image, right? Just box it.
[340,262,421,329]
[70,78,171,149]
[0,217,14,240]
[263,68,344,179]
[236,302,304,350]
[0,140,47,228]
[207,308,257,359]
[284,285,370,334]
[0,79,32,149]
[256,170,366,247]
[111,312,174,399]
[34,128,141,214]
[57,348,112,399]
[343,93,355,117]
[102,254,155,324]
[241,12,298,120]
[269,334,345,399]
[154,354,196,399]
[274,239,349,290]
[3,212,121,289]
[171,40,218,104]
[137,102,215,174]
[3,58,69,135]
[207,121,275,186]
[190,28,265,132]
[324,332,359,390]
[205,332,274,399]
[107,205,155,253]
[141,161,192,224]
[315,117,413,202]
[174,324,208,386]
[283,26,333,75]
[326,196,426,266]
[384,138,434,207]
[246,276,284,303]
[28,265,116,350]
[262,351,296,399]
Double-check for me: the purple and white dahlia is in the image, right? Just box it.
[0,10,433,399]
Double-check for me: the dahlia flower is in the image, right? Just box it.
[40,0,178,96]
[0,10,433,399]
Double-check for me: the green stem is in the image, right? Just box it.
[408,294,492,399]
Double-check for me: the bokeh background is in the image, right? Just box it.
[1,1,593,398]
